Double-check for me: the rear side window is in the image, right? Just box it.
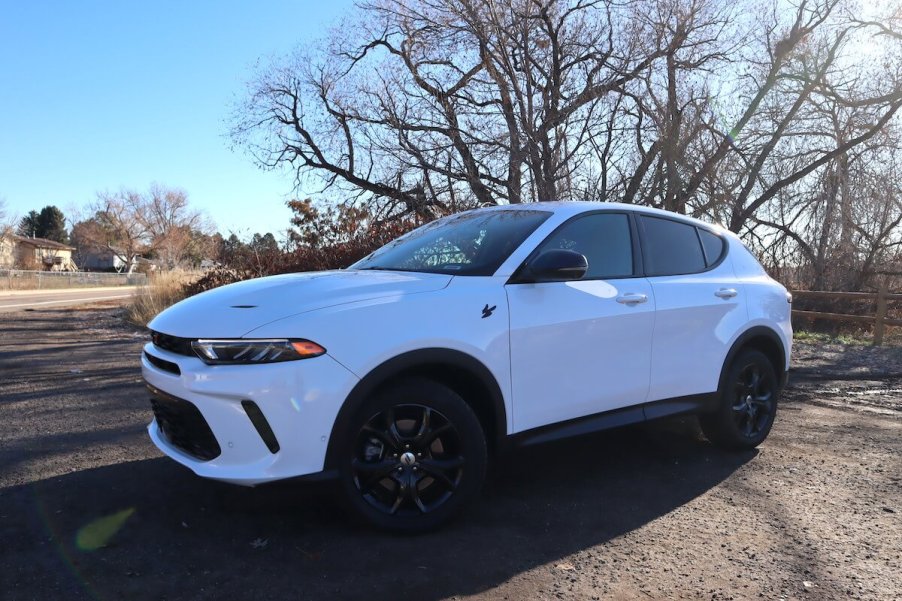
[698,229,725,266]
[535,213,633,279]
[640,216,706,276]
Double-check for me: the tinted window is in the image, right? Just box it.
[535,213,633,278]
[641,216,706,276]
[698,229,725,266]
[350,210,551,276]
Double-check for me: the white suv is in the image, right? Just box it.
[143,202,791,531]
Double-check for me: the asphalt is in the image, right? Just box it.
[1,307,899,600]
[0,287,137,312]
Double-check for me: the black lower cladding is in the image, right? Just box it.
[241,400,281,454]
[148,385,221,461]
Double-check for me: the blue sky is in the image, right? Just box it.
[0,0,354,239]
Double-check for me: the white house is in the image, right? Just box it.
[0,235,77,271]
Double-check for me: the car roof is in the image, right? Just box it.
[470,201,729,233]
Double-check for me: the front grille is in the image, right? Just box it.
[151,330,195,357]
[144,351,181,375]
[148,385,221,461]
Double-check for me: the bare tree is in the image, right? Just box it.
[0,197,15,269]
[233,0,693,216]
[141,184,212,268]
[75,185,212,271]
[0,197,13,241]
[235,0,902,289]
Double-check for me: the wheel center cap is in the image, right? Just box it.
[400,451,417,466]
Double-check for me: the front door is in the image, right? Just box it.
[506,212,655,433]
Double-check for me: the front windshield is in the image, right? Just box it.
[350,209,551,276]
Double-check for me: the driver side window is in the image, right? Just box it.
[536,213,634,279]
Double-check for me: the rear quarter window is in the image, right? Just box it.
[640,216,706,276]
[698,229,725,266]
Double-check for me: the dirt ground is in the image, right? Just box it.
[1,307,899,601]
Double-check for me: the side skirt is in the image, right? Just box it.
[510,393,719,448]
[254,394,721,484]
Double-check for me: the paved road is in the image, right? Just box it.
[0,287,136,312]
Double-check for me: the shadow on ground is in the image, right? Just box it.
[2,423,752,601]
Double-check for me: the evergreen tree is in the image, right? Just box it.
[17,210,40,238]
[17,206,69,243]
[37,206,69,244]
[250,232,279,254]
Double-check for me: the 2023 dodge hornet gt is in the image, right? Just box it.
[142,202,791,531]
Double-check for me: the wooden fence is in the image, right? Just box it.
[791,286,902,346]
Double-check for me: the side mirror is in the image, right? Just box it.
[523,249,588,282]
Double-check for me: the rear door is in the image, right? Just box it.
[638,215,746,401]
[506,212,655,432]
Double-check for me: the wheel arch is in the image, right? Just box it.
[719,326,788,393]
[324,348,508,470]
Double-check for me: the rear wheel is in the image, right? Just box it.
[700,349,779,450]
[338,378,487,532]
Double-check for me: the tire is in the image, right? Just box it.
[337,377,488,533]
[700,349,780,450]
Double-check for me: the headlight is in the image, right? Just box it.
[190,339,326,365]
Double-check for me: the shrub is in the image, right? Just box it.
[126,271,194,327]
[186,200,432,296]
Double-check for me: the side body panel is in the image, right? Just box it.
[729,238,793,371]
[506,278,655,432]
[645,237,749,401]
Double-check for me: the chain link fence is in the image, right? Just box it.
[0,270,147,291]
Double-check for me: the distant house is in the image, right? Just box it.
[0,235,14,268]
[0,235,77,271]
[135,257,159,273]
[78,247,140,272]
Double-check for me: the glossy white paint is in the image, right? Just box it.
[507,278,655,431]
[645,237,747,401]
[142,202,792,486]
[246,275,514,428]
[142,343,358,485]
[149,270,452,338]
[729,241,793,369]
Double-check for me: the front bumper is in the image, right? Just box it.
[141,342,359,486]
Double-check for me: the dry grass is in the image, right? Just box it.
[126,271,198,327]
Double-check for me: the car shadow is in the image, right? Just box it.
[1,420,754,601]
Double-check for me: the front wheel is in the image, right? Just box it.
[700,349,780,450]
[338,378,487,532]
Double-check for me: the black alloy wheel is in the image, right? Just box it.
[731,362,774,439]
[700,349,780,450]
[339,378,487,532]
[352,404,464,516]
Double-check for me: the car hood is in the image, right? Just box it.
[148,270,452,338]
